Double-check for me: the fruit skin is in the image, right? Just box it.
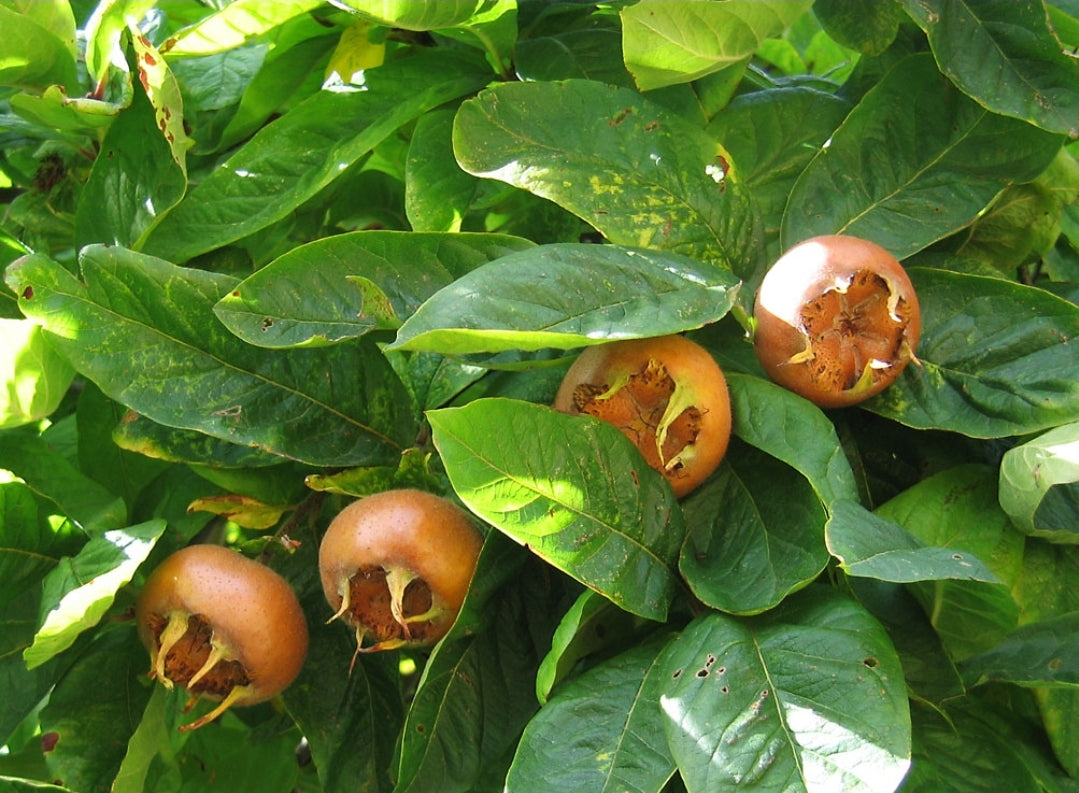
[553,334,732,498]
[319,489,483,655]
[135,544,308,731]
[753,234,921,408]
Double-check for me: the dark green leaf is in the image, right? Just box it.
[708,87,852,237]
[0,434,126,531]
[904,699,1077,793]
[280,538,403,793]
[395,536,567,793]
[143,50,490,262]
[658,588,911,793]
[869,268,1079,437]
[876,465,1024,660]
[453,79,763,284]
[0,482,83,610]
[959,613,1079,688]
[388,243,741,355]
[999,422,1079,543]
[901,0,1079,138]
[535,588,652,705]
[813,0,904,55]
[429,398,684,622]
[783,54,1064,257]
[6,248,416,467]
[39,626,153,793]
[620,1,813,91]
[214,231,534,348]
[506,638,676,793]
[827,499,1000,583]
[680,441,830,615]
[727,373,859,509]
[514,29,632,85]
[24,520,165,669]
[111,411,285,468]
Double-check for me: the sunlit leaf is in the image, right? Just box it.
[24,520,165,669]
[658,588,911,793]
[999,422,1079,543]
[388,243,741,355]
[620,0,812,90]
[429,398,684,621]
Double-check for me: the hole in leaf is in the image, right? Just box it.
[671,668,683,680]
[863,657,879,669]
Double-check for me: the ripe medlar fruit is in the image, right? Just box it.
[135,544,308,731]
[553,334,732,498]
[319,489,483,657]
[753,234,921,408]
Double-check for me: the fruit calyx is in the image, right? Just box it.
[327,563,450,658]
[147,609,257,732]
[787,267,916,398]
[571,357,702,477]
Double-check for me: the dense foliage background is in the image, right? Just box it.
[2,1,1079,792]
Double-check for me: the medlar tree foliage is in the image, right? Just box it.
[2,2,1079,793]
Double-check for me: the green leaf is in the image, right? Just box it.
[959,613,1079,689]
[0,318,75,429]
[8,85,119,135]
[143,50,490,262]
[999,422,1079,543]
[429,398,684,622]
[0,433,126,531]
[727,373,859,509]
[658,588,911,793]
[339,0,517,72]
[905,699,1077,793]
[506,638,676,793]
[707,87,852,235]
[111,411,285,468]
[875,465,1024,660]
[620,0,813,91]
[534,588,652,705]
[813,0,904,56]
[405,108,477,232]
[453,79,763,284]
[782,54,1064,258]
[74,40,186,250]
[214,230,534,348]
[0,5,79,93]
[394,536,567,793]
[38,626,153,793]
[388,243,741,355]
[271,534,402,793]
[6,247,416,467]
[869,268,1079,438]
[827,499,1000,583]
[161,0,324,57]
[901,0,1079,139]
[680,441,829,616]
[23,520,165,669]
[0,481,84,611]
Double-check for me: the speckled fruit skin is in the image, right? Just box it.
[319,489,483,654]
[553,334,732,498]
[753,235,921,408]
[135,544,308,730]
